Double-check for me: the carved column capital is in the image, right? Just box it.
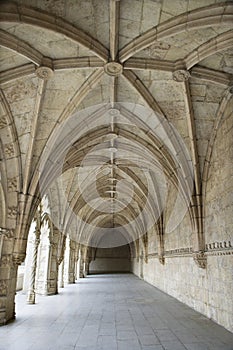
[193,251,207,269]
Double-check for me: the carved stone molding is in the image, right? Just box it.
[36,66,54,80]
[164,247,192,257]
[104,62,123,76]
[193,251,207,269]
[205,240,233,256]
[206,240,232,250]
[173,69,190,82]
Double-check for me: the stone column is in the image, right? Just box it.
[27,231,40,304]
[0,230,23,325]
[64,237,76,284]
[78,246,85,278]
[79,259,84,278]
[139,249,144,279]
[58,259,64,288]
[84,258,90,276]
[46,242,59,295]
[34,223,52,296]
[74,243,79,280]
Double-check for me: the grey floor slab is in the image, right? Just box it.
[0,274,233,350]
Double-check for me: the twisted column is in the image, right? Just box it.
[27,233,40,304]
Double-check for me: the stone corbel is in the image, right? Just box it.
[158,255,165,265]
[193,251,207,269]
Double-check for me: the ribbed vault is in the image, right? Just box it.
[0,0,232,255]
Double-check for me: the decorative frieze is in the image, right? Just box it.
[205,241,233,256]
[147,243,233,260]
[164,247,192,256]
[205,241,232,250]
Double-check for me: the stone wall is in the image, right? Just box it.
[131,104,233,333]
[132,254,232,333]
[90,245,131,273]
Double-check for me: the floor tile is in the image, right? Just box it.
[0,274,232,350]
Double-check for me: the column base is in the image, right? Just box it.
[27,290,36,304]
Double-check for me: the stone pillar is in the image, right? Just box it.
[58,259,64,288]
[27,230,40,304]
[84,258,90,276]
[35,223,52,295]
[0,230,22,325]
[64,237,76,284]
[79,259,84,278]
[46,242,59,295]
[0,258,18,325]
[74,243,79,280]
[139,249,144,279]
[78,246,85,278]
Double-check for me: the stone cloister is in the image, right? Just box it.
[0,0,233,341]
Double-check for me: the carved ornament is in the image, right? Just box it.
[104,62,123,76]
[173,69,190,82]
[193,251,207,269]
[36,66,54,80]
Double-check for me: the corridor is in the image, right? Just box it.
[1,274,233,350]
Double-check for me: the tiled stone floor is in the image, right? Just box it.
[0,274,233,350]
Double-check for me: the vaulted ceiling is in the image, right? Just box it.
[0,0,232,248]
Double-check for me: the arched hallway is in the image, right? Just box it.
[0,0,233,345]
[1,274,233,350]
